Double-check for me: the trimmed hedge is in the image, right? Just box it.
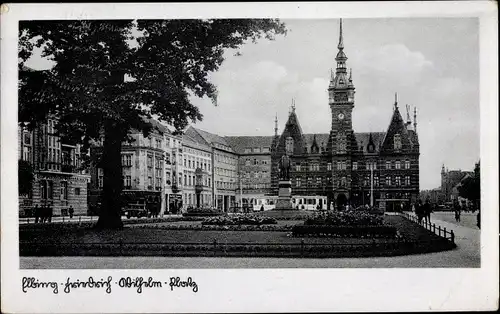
[131,223,290,232]
[202,214,278,226]
[182,212,224,217]
[304,210,383,227]
[292,225,398,238]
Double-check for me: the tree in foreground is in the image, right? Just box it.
[458,161,480,210]
[19,19,287,229]
[19,159,34,196]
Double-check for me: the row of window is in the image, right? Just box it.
[243,147,271,154]
[215,167,237,178]
[243,170,270,179]
[244,158,270,166]
[215,152,237,165]
[242,183,271,190]
[183,156,211,172]
[183,147,210,158]
[182,174,211,188]
[216,181,237,190]
[293,160,413,172]
[40,180,80,200]
[293,175,414,188]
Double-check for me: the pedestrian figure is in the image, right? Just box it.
[69,206,74,219]
[47,205,53,223]
[416,200,424,224]
[423,199,431,224]
[453,200,461,223]
[34,204,40,223]
[260,204,264,212]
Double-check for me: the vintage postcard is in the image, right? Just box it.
[1,2,498,313]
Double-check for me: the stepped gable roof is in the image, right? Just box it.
[354,132,385,153]
[224,136,274,154]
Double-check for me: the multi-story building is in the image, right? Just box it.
[184,127,237,211]
[89,118,169,214]
[18,117,90,216]
[441,165,473,203]
[180,130,214,209]
[225,135,273,210]
[164,131,184,213]
[270,19,420,211]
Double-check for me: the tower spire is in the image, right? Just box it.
[406,104,411,124]
[414,107,417,132]
[274,113,278,137]
[338,18,344,50]
[394,92,398,110]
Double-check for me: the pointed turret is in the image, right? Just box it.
[274,113,278,137]
[413,107,418,133]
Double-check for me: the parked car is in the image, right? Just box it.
[124,204,150,219]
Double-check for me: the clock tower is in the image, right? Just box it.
[328,19,356,208]
[328,18,355,137]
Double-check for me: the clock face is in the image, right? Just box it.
[338,113,345,120]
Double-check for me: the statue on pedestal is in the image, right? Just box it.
[279,154,291,181]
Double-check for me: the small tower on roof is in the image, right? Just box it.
[413,107,418,132]
[274,113,278,137]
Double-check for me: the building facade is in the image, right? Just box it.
[89,118,171,214]
[18,118,90,216]
[440,165,473,203]
[181,130,214,209]
[225,136,274,210]
[270,19,420,211]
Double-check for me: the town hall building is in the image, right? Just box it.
[270,20,420,211]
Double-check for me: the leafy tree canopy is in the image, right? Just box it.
[458,161,480,204]
[19,19,287,228]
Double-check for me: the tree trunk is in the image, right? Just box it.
[95,121,124,229]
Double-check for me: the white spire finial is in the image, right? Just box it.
[338,18,344,50]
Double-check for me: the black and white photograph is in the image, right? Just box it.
[1,2,498,313]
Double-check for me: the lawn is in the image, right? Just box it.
[20,215,442,245]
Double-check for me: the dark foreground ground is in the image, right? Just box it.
[19,215,455,258]
[21,213,479,268]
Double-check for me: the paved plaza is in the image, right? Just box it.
[20,213,480,268]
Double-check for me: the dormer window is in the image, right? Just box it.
[394,134,402,151]
[285,137,294,155]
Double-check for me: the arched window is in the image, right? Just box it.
[285,137,294,154]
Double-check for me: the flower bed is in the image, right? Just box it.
[182,212,225,217]
[304,210,383,226]
[292,225,398,238]
[131,223,290,232]
[202,214,278,226]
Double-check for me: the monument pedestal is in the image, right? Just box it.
[275,180,294,210]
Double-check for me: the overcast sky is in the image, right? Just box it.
[24,18,479,190]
